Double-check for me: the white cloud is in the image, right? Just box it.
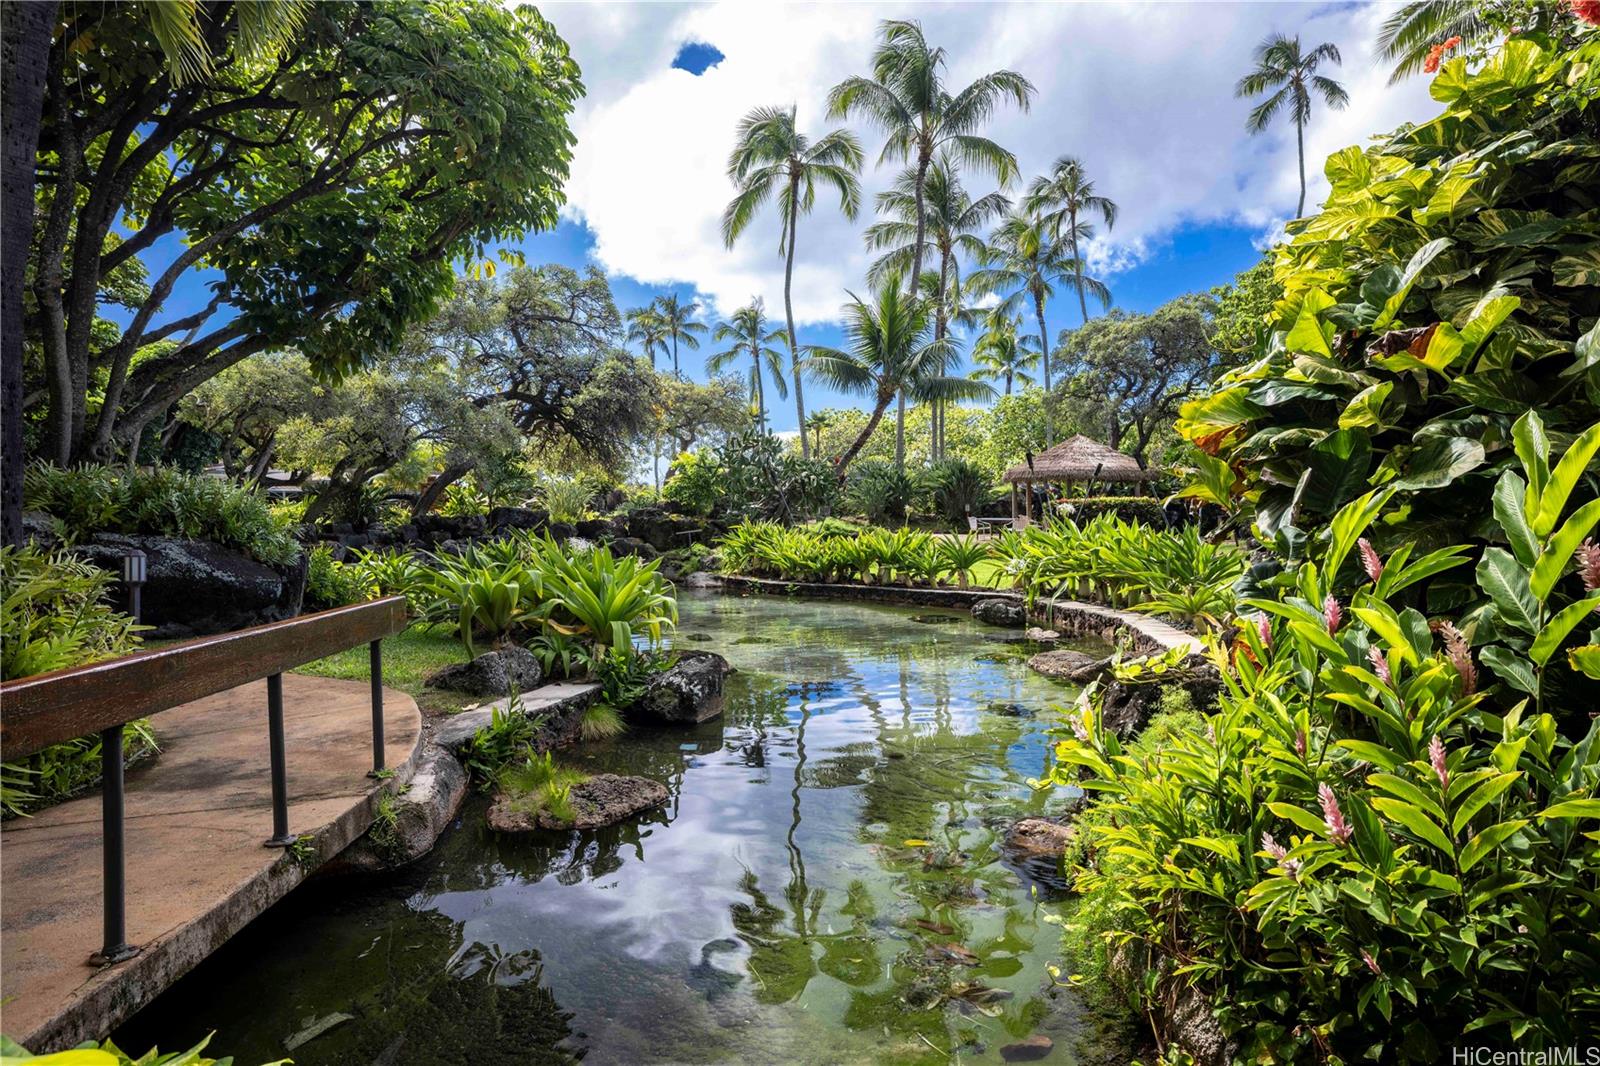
[538,1,1439,324]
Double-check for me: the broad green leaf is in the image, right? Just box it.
[1338,382,1394,430]
[1452,772,1522,835]
[1303,430,1373,514]
[1371,796,1455,855]
[1480,644,1538,694]
[1373,237,1452,329]
[1477,548,1539,633]
[1493,470,1538,566]
[1569,644,1600,680]
[1390,436,1485,491]
[1532,422,1600,537]
[1368,772,1445,821]
[1532,498,1600,601]
[1458,820,1529,872]
[1285,301,1333,358]
[1354,605,1421,666]
[1458,293,1519,358]
[1336,740,1403,771]
[1529,594,1600,666]
[1537,798,1600,819]
[1267,801,1329,837]
[1511,410,1549,510]
[1553,246,1600,287]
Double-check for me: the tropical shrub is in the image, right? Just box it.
[351,546,434,607]
[1055,495,1167,527]
[304,545,365,611]
[438,478,490,518]
[1,546,153,817]
[1051,475,1600,1060]
[538,477,591,524]
[23,463,298,566]
[538,541,677,649]
[926,458,996,526]
[423,549,550,657]
[937,534,991,588]
[460,698,542,785]
[1177,38,1600,551]
[845,460,919,525]
[661,449,723,517]
[717,427,835,524]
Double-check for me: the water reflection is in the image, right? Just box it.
[118,592,1132,1065]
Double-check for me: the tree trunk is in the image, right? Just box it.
[784,177,808,458]
[1296,117,1306,218]
[907,149,930,298]
[1005,370,1013,396]
[411,460,474,518]
[835,390,893,479]
[894,392,906,470]
[1035,292,1052,447]
[245,431,278,487]
[752,346,767,433]
[1070,205,1090,325]
[1,1,54,545]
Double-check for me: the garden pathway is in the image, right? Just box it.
[0,674,423,1052]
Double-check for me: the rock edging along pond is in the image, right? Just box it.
[716,574,1204,657]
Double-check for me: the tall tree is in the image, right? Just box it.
[625,306,668,369]
[805,275,987,476]
[827,19,1033,298]
[1372,1,1573,83]
[1,0,55,546]
[804,411,832,457]
[721,105,863,458]
[24,1,580,468]
[650,293,706,381]
[708,300,789,433]
[968,207,1108,447]
[867,156,1008,462]
[1236,34,1349,218]
[1025,156,1118,326]
[969,312,1039,396]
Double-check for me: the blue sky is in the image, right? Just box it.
[137,1,1441,442]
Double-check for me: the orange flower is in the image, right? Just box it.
[1423,43,1446,73]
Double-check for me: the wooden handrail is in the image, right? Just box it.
[0,596,408,760]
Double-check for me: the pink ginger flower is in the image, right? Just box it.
[1361,949,1382,976]
[1294,729,1308,758]
[1428,735,1449,791]
[1323,595,1342,635]
[1578,540,1600,610]
[1319,783,1355,846]
[1438,621,1476,695]
[1358,538,1384,583]
[1368,645,1393,687]
[1261,832,1301,878]
[1256,614,1273,647]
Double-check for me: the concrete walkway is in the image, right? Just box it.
[0,674,422,1051]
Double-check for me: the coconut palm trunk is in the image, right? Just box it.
[783,179,808,457]
[1296,116,1306,217]
[908,152,930,297]
[839,389,895,475]
[752,342,768,432]
[1069,206,1091,325]
[1034,292,1051,446]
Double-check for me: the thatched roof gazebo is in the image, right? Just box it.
[1003,435,1156,526]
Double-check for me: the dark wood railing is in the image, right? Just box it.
[0,596,408,965]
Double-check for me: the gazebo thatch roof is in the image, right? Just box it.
[1002,435,1154,484]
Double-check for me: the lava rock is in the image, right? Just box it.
[489,773,669,831]
[1024,626,1061,643]
[1000,1035,1054,1061]
[74,533,306,638]
[488,506,547,532]
[329,745,468,873]
[1005,817,1074,857]
[1027,649,1098,681]
[610,536,659,560]
[424,646,542,697]
[971,598,1026,628]
[626,650,734,724]
[625,506,705,552]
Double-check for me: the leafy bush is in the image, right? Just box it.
[24,463,298,566]
[539,478,591,524]
[1055,495,1167,527]
[926,458,995,526]
[661,449,723,517]
[1177,38,1600,550]
[936,534,991,588]
[845,460,919,525]
[461,698,541,785]
[351,546,433,607]
[717,427,835,523]
[1052,472,1600,1060]
[424,548,550,657]
[304,545,365,611]
[495,749,587,824]
[538,540,677,649]
[1,546,153,817]
[438,478,489,518]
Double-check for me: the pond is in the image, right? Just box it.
[116,592,1132,1065]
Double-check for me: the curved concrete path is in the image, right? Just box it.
[1,674,422,1051]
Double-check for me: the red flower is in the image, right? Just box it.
[1573,0,1600,27]
[1443,35,1463,49]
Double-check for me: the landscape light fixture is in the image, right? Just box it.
[120,548,147,624]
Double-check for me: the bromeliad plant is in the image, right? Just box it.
[1050,483,1600,1061]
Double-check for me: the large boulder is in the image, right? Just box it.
[424,646,542,698]
[625,506,706,552]
[609,536,658,560]
[327,745,468,873]
[74,533,306,638]
[1026,649,1098,681]
[488,506,547,533]
[971,598,1026,628]
[1004,817,1074,857]
[626,651,733,724]
[488,773,669,832]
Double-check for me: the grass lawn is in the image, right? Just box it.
[295,625,472,715]
[969,557,1014,590]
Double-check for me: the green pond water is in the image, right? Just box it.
[117,593,1132,1065]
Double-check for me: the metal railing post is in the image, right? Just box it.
[91,723,139,965]
[264,673,294,847]
[368,639,385,775]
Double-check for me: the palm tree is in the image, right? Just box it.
[1025,157,1117,326]
[969,312,1039,396]
[805,274,988,475]
[1374,2,1521,83]
[722,105,863,459]
[651,293,706,380]
[804,411,831,456]
[827,19,1033,297]
[708,300,788,433]
[967,206,1107,446]
[867,156,1008,461]
[1235,34,1350,219]
[624,306,668,369]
